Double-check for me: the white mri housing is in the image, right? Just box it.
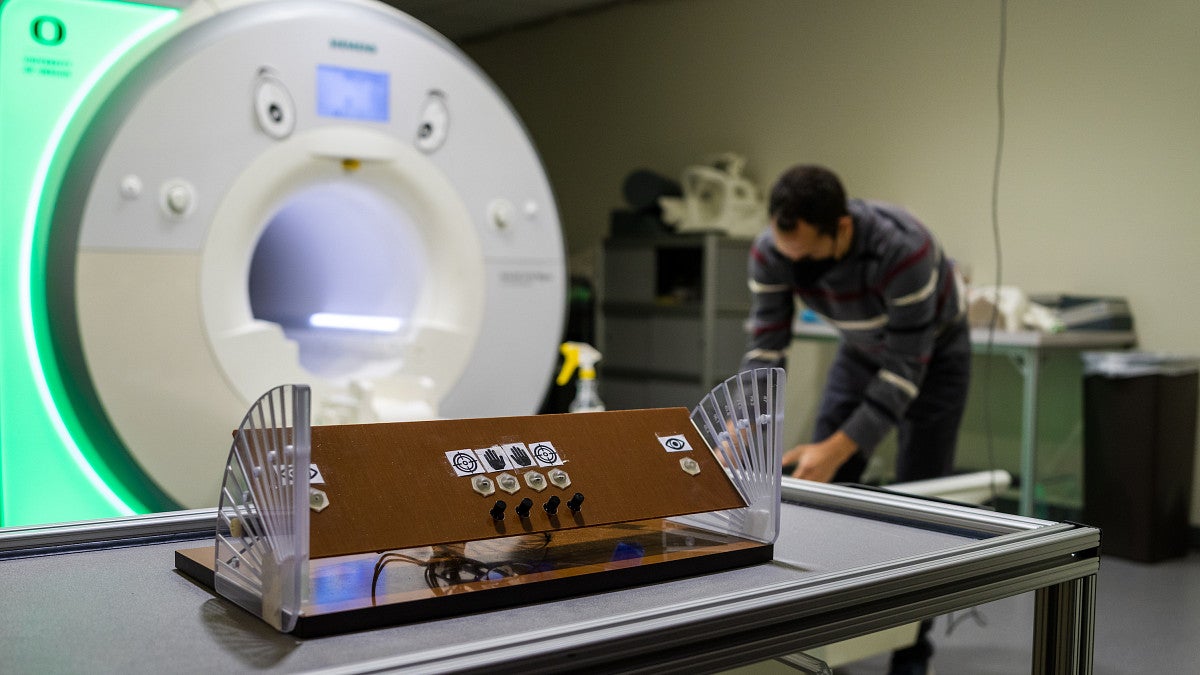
[46,0,565,508]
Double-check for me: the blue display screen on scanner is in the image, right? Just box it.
[317,65,389,122]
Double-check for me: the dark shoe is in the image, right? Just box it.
[889,617,934,675]
[888,644,933,675]
[887,656,933,675]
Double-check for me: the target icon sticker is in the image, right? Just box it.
[446,449,484,476]
[528,441,563,467]
[658,434,692,452]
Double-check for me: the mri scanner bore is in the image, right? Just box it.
[0,0,566,526]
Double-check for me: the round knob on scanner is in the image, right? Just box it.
[166,185,191,213]
[159,179,196,218]
[567,492,585,513]
[490,500,507,521]
[515,498,534,519]
[543,495,561,516]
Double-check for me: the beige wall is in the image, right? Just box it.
[466,0,1200,521]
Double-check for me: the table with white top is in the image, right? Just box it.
[792,322,1137,515]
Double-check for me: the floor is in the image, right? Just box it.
[828,551,1200,674]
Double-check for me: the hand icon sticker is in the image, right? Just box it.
[508,444,533,467]
[482,447,507,471]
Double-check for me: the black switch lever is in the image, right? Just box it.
[490,500,507,521]
[515,497,534,519]
[566,492,585,513]
[543,495,561,516]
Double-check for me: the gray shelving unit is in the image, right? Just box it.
[598,232,752,410]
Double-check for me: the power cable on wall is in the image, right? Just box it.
[983,0,1008,506]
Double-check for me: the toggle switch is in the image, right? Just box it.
[515,498,533,519]
[543,495,561,516]
[548,468,571,488]
[567,492,585,513]
[497,473,520,494]
[490,500,507,521]
[524,471,548,492]
[472,475,496,496]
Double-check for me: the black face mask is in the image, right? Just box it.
[791,257,839,287]
[789,227,843,287]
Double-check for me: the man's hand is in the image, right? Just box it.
[781,431,858,482]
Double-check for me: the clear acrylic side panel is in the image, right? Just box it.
[214,384,311,632]
[675,368,785,543]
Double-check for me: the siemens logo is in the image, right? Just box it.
[329,39,377,54]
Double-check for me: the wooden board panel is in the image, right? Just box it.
[307,408,745,558]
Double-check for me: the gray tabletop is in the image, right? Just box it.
[0,483,1093,674]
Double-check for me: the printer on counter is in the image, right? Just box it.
[1029,294,1134,332]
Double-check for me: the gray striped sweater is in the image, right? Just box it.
[741,199,967,450]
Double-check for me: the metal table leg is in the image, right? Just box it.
[1010,349,1040,516]
[1032,573,1096,674]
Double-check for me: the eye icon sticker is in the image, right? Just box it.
[658,434,692,452]
[274,463,326,485]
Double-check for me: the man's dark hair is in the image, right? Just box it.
[768,164,848,235]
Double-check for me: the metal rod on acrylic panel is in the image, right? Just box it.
[213,384,311,632]
[683,367,785,542]
[736,371,767,501]
[688,397,740,535]
[715,382,755,499]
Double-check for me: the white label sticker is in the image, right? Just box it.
[502,443,537,469]
[658,434,693,452]
[476,445,514,472]
[274,463,325,485]
[527,441,564,467]
[446,449,485,476]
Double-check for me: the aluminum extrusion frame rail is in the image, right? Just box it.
[0,481,1098,674]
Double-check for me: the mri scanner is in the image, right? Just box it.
[0,0,565,526]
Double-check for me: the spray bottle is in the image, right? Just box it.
[556,342,605,412]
